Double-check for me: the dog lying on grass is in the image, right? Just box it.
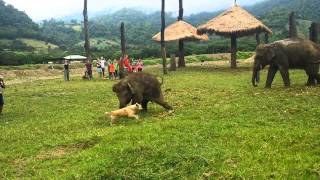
[105,103,143,125]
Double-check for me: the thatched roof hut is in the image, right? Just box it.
[153,20,208,42]
[198,5,272,37]
[197,4,272,68]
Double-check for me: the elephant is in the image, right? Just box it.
[112,73,173,111]
[252,38,320,88]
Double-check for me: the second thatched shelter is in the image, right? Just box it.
[153,20,208,68]
[198,4,272,68]
[153,20,208,42]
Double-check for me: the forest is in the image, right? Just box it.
[0,0,319,65]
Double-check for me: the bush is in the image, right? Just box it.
[237,51,254,59]
[0,52,53,65]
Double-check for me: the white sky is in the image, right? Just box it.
[3,0,263,21]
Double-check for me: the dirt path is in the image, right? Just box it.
[2,58,254,85]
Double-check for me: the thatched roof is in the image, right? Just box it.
[197,5,272,37]
[152,20,208,42]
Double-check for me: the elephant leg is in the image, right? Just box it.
[306,64,318,86]
[315,74,320,84]
[306,75,316,86]
[153,93,173,111]
[278,66,290,87]
[265,65,278,88]
[142,99,149,112]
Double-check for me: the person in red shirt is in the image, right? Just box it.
[137,59,143,72]
[108,61,116,80]
[123,55,132,73]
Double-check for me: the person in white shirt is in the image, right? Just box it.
[0,76,5,115]
[100,57,106,78]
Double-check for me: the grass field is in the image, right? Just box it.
[0,64,319,179]
[18,38,59,52]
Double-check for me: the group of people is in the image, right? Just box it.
[96,57,119,80]
[63,55,144,81]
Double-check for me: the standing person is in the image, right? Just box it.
[137,59,143,72]
[100,57,106,78]
[96,60,102,78]
[108,61,116,80]
[0,76,5,115]
[123,55,133,72]
[85,60,93,80]
[63,60,70,81]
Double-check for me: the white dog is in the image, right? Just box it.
[105,103,143,125]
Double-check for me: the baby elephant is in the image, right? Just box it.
[112,73,173,111]
[252,38,320,88]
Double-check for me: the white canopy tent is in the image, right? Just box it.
[64,55,87,60]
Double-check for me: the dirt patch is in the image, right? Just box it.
[36,147,76,160]
[3,68,85,85]
[36,137,101,160]
[13,158,29,177]
[207,53,230,60]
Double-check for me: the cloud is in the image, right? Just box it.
[3,0,263,21]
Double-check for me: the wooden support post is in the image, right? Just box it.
[161,0,167,74]
[119,22,126,79]
[289,12,297,38]
[309,22,319,43]
[170,54,176,71]
[264,33,269,44]
[178,40,185,67]
[230,34,237,69]
[83,0,91,62]
[256,33,260,46]
[178,0,183,21]
[177,0,185,68]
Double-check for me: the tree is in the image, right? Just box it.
[289,11,297,38]
[83,0,91,62]
[178,0,185,68]
[309,22,319,43]
[120,22,126,79]
[161,0,168,74]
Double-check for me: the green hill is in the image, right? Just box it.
[0,0,319,65]
[249,0,320,22]
[0,0,42,40]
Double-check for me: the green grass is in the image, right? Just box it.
[76,38,119,51]
[144,54,229,66]
[18,38,59,52]
[0,64,320,179]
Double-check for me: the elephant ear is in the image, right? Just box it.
[266,45,276,62]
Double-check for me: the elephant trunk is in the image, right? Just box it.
[252,65,261,87]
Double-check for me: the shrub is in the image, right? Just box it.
[237,51,254,59]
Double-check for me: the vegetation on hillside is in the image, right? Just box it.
[0,0,319,65]
[0,0,41,40]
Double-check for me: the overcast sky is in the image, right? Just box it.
[3,0,264,21]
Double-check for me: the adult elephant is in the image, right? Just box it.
[252,38,320,88]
